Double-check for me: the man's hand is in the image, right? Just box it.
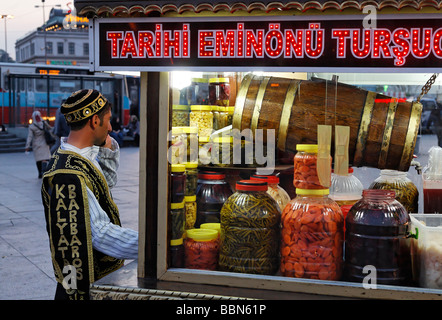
[103,134,113,150]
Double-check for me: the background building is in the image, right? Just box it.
[15,8,89,66]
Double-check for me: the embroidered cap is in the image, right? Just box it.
[61,89,108,124]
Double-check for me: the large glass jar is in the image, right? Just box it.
[250,174,291,211]
[345,189,412,285]
[170,164,186,203]
[293,144,329,189]
[186,77,209,105]
[369,169,419,213]
[172,105,189,126]
[195,171,233,227]
[280,188,344,280]
[209,77,230,106]
[184,229,219,270]
[219,180,281,275]
[190,105,213,137]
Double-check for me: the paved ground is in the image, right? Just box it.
[0,135,439,300]
[0,146,139,300]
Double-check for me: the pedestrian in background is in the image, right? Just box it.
[50,100,70,154]
[25,111,52,178]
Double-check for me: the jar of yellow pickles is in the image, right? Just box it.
[190,105,213,137]
[172,105,189,126]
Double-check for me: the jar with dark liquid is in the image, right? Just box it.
[345,189,412,286]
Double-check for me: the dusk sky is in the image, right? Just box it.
[1,0,72,60]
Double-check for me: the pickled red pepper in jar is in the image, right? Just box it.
[209,78,230,107]
[293,144,329,189]
[184,229,219,270]
[280,188,344,280]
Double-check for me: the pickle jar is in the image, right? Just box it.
[169,238,185,268]
[212,106,219,131]
[219,180,281,275]
[293,144,329,189]
[280,188,344,280]
[209,77,230,107]
[369,169,418,213]
[184,229,219,270]
[186,78,209,105]
[345,189,412,285]
[211,136,233,167]
[190,105,213,137]
[250,174,291,211]
[217,107,228,129]
[200,222,221,239]
[172,105,189,126]
[169,127,186,164]
[198,136,211,166]
[195,171,233,228]
[184,195,197,230]
[180,126,198,163]
[170,201,185,240]
[184,161,198,196]
[226,106,234,126]
[170,164,186,203]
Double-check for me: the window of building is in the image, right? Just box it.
[57,42,64,55]
[83,43,89,56]
[68,42,75,55]
[30,43,35,56]
[47,42,53,54]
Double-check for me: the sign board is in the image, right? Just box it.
[91,15,442,72]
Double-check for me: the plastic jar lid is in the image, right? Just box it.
[171,201,185,209]
[296,144,318,153]
[211,106,219,111]
[171,164,186,172]
[179,126,198,134]
[186,228,218,241]
[236,179,268,191]
[184,195,196,202]
[191,105,212,111]
[191,78,208,83]
[296,188,329,196]
[213,136,233,143]
[184,162,198,169]
[198,171,226,180]
[227,107,235,113]
[200,223,221,235]
[209,78,229,83]
[170,238,183,246]
[250,174,279,184]
[199,136,210,143]
[172,105,189,110]
[171,127,184,134]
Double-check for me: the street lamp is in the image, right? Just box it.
[35,0,61,64]
[0,14,14,59]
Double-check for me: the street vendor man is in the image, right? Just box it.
[41,89,138,300]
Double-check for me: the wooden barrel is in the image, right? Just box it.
[232,74,422,171]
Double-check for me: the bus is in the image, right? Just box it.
[0,62,139,127]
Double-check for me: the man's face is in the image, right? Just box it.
[94,110,112,146]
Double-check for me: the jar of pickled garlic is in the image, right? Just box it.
[293,144,329,189]
[184,195,197,230]
[369,169,418,214]
[211,136,233,167]
[190,105,213,137]
[219,180,281,275]
[280,188,344,280]
[169,127,186,164]
[198,136,211,166]
[172,105,189,126]
[170,201,185,240]
[209,78,230,107]
[170,164,186,203]
[250,174,291,211]
[186,78,209,105]
[184,229,219,270]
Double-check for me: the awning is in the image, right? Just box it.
[74,0,442,17]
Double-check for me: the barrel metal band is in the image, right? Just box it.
[251,77,270,135]
[399,101,422,171]
[354,91,376,166]
[277,79,299,151]
[232,73,253,131]
[378,98,398,168]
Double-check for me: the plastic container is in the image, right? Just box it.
[226,106,234,126]
[410,214,442,289]
[190,105,213,137]
[172,105,189,126]
[186,78,209,105]
[184,229,219,270]
[170,164,186,203]
[184,195,197,230]
[250,174,291,211]
[184,162,198,196]
[212,106,219,131]
[211,136,233,167]
[170,201,185,240]
[219,180,280,275]
[175,126,198,163]
[209,77,230,106]
[422,146,442,213]
[195,171,233,227]
[293,144,329,189]
[345,189,412,285]
[169,127,186,164]
[280,188,344,280]
[200,222,221,238]
[218,107,228,129]
[169,238,185,268]
[369,169,419,213]
[198,136,211,166]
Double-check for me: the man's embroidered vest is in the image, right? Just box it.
[41,149,124,300]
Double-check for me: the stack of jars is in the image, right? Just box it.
[280,144,344,280]
[184,162,198,230]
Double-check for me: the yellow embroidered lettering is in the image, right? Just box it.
[70,235,82,246]
[55,184,65,199]
[68,184,76,199]
[58,246,68,258]
[58,235,69,247]
[56,211,66,223]
[70,223,78,235]
[56,198,67,211]
[68,199,80,211]
[56,222,68,233]
[71,245,80,258]
[69,210,77,223]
